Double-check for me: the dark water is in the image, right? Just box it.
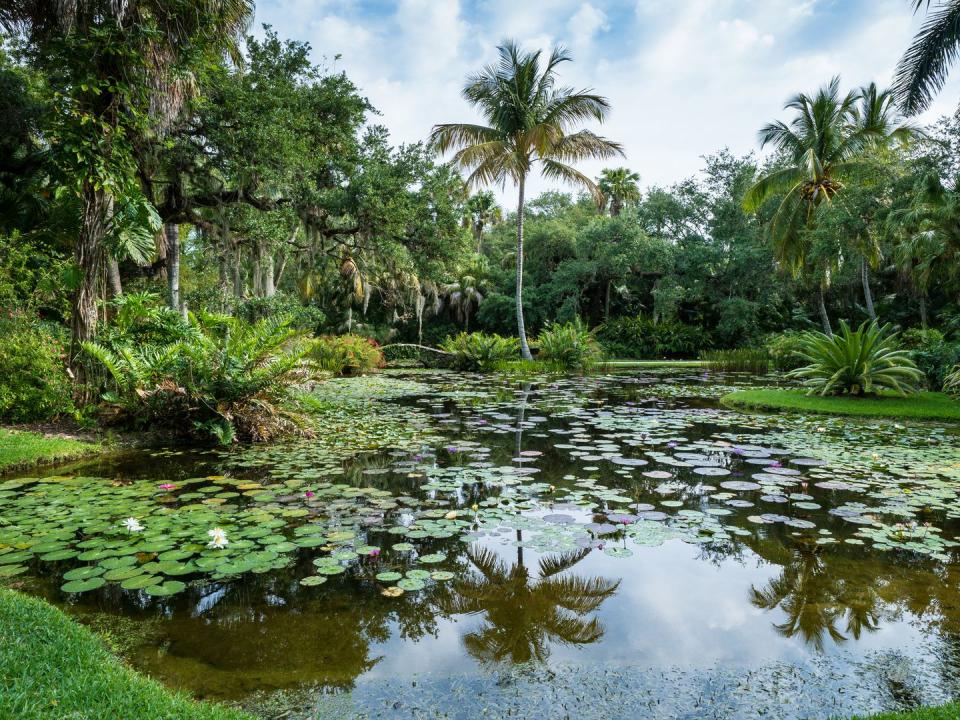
[5,369,960,719]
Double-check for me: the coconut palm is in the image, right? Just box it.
[894,0,960,116]
[430,41,623,360]
[597,167,641,216]
[440,546,620,665]
[742,78,868,334]
[465,191,503,253]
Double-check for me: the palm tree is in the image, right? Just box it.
[597,167,641,216]
[0,1,252,369]
[894,0,960,116]
[465,191,503,253]
[430,41,623,360]
[440,546,620,665]
[743,77,867,334]
[443,258,488,331]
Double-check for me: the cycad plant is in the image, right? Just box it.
[537,319,603,371]
[82,312,308,442]
[788,320,924,396]
[440,331,520,371]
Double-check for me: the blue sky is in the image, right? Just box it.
[255,0,960,207]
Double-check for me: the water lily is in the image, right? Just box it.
[122,517,144,533]
[207,528,229,549]
[305,490,315,499]
[158,483,177,491]
[444,510,458,520]
[471,503,479,512]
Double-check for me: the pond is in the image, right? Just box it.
[3,369,960,719]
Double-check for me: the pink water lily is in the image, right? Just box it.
[159,483,177,491]
[305,490,315,499]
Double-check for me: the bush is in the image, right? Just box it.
[235,292,326,332]
[0,315,74,422]
[700,348,770,373]
[945,364,960,396]
[82,313,309,443]
[537,319,603,371]
[789,320,924,396]
[308,335,384,375]
[594,317,708,358]
[901,328,960,390]
[440,332,520,371]
[764,331,808,371]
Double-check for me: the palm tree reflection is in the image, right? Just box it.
[442,546,620,665]
[750,543,881,651]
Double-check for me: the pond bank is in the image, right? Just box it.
[0,428,100,474]
[721,388,960,421]
[0,587,251,720]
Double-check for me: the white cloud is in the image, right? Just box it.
[255,0,960,209]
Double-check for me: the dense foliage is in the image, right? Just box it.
[308,335,384,375]
[789,321,924,396]
[536,320,604,371]
[440,332,520,371]
[0,316,74,423]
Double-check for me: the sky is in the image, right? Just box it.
[254,0,960,208]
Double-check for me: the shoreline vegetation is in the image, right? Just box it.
[721,388,960,422]
[0,587,252,720]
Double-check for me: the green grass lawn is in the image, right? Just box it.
[721,388,960,422]
[845,704,960,719]
[0,587,252,720]
[0,428,99,474]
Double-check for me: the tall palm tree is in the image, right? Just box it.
[430,41,623,360]
[894,0,960,116]
[848,82,921,319]
[1,0,252,368]
[742,77,866,334]
[597,167,641,216]
[465,191,502,253]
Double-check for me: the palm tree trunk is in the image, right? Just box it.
[263,246,276,297]
[817,286,832,336]
[604,279,611,320]
[861,258,876,321]
[106,258,122,297]
[165,223,180,313]
[475,221,484,254]
[516,177,532,360]
[70,183,110,381]
[919,292,928,329]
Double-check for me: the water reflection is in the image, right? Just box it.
[441,546,619,665]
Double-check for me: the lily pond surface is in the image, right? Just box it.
[4,369,960,719]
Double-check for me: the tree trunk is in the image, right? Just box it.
[106,258,122,298]
[515,177,533,360]
[475,221,484,254]
[251,243,263,298]
[263,247,276,298]
[604,279,612,320]
[861,258,876,321]
[232,243,244,299]
[70,185,110,383]
[611,197,622,217]
[919,292,928,329]
[165,223,180,313]
[817,285,833,336]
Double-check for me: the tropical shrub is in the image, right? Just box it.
[235,292,326,332]
[945,364,960,396]
[764,331,808,371]
[901,328,960,390]
[82,313,309,443]
[594,317,708,358]
[700,348,770,373]
[537,320,603,371]
[788,321,924,396]
[0,315,74,422]
[440,332,520,371]
[308,335,384,375]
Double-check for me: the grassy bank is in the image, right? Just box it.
[0,429,99,474]
[0,587,252,720]
[721,388,960,422]
[847,704,960,719]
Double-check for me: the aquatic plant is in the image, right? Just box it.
[700,348,770,373]
[788,321,924,396]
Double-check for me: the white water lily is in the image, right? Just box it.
[207,527,229,549]
[122,517,144,533]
